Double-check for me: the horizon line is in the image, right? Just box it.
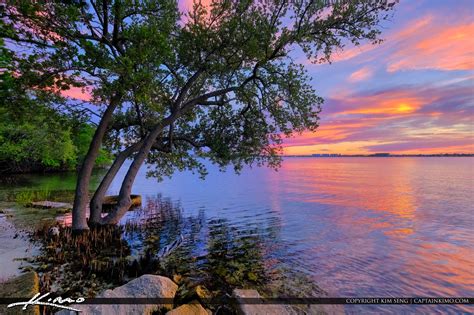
[281,153,474,157]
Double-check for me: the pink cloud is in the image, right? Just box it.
[390,15,434,42]
[316,13,473,73]
[60,86,92,102]
[348,67,373,82]
[303,15,434,64]
[329,42,376,63]
[179,0,213,15]
[387,22,474,72]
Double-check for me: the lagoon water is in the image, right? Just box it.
[1,157,473,313]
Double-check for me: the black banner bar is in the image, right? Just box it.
[1,297,473,305]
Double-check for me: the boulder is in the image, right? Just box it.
[166,301,210,315]
[0,271,40,315]
[57,274,177,315]
[28,201,72,209]
[233,289,293,315]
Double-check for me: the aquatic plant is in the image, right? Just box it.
[15,190,51,206]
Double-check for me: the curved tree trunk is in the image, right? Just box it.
[102,116,176,225]
[89,140,143,226]
[72,93,122,231]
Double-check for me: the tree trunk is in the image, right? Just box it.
[89,141,143,226]
[102,116,176,225]
[72,93,122,231]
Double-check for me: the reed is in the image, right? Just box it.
[15,189,51,205]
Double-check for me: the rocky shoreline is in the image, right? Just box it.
[3,272,328,315]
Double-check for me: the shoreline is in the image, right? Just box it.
[0,211,38,281]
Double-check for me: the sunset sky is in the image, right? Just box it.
[283,0,473,155]
[181,0,473,155]
[64,0,473,155]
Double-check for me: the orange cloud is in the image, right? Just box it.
[281,79,473,155]
[341,98,423,115]
[337,91,428,116]
[282,140,384,155]
[179,0,213,14]
[322,15,435,64]
[288,121,372,145]
[394,143,474,155]
[348,67,373,82]
[284,89,437,153]
[283,140,474,156]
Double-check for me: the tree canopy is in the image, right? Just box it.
[1,0,398,229]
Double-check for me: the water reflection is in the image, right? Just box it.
[28,194,323,313]
[266,157,474,313]
[271,157,418,220]
[0,157,473,313]
[121,196,323,299]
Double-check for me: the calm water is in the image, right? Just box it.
[1,157,473,313]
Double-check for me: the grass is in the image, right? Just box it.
[15,190,51,206]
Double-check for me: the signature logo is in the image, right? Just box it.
[7,292,85,312]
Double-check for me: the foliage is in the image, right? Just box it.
[2,1,398,227]
[0,81,111,172]
[0,69,75,171]
[0,1,178,106]
[2,0,397,179]
[73,123,113,168]
[141,0,398,179]
[0,37,112,173]
[0,107,112,173]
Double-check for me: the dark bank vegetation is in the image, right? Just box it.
[0,41,112,174]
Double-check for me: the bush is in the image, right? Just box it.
[0,40,112,173]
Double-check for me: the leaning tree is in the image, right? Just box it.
[1,0,178,230]
[2,0,397,231]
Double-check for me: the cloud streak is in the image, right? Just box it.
[318,12,473,73]
[387,21,474,72]
[283,79,474,154]
[285,1,473,155]
[348,67,373,82]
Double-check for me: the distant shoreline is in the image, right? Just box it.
[283,154,474,158]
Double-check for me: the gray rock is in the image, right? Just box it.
[29,201,72,209]
[233,289,293,315]
[233,289,344,315]
[56,274,178,315]
[49,227,60,236]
